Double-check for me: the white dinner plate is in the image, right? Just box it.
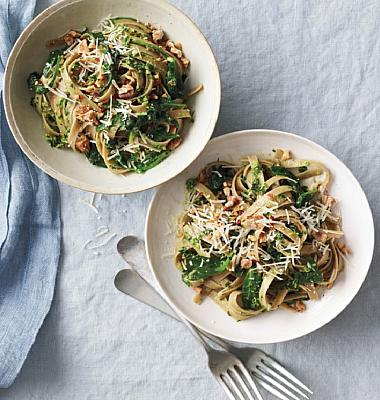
[4,0,220,193]
[145,129,374,344]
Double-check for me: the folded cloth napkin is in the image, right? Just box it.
[0,0,61,388]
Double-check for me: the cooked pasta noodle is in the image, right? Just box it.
[175,149,349,320]
[28,17,197,174]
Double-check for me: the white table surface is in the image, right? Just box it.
[1,0,379,399]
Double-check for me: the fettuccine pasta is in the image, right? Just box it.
[28,17,200,174]
[175,149,350,321]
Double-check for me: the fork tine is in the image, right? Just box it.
[218,374,240,400]
[230,368,255,400]
[261,354,313,394]
[255,377,294,400]
[223,372,246,400]
[254,368,302,400]
[258,363,310,399]
[236,363,264,400]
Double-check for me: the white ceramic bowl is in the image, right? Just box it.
[4,0,220,193]
[145,129,374,344]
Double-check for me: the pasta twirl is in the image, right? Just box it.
[28,17,198,174]
[175,149,349,321]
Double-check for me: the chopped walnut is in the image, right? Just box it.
[193,287,202,304]
[198,170,208,184]
[77,39,89,54]
[97,108,105,118]
[258,231,268,243]
[168,138,181,150]
[63,30,81,46]
[223,196,240,211]
[76,105,98,125]
[294,300,306,312]
[337,242,351,255]
[75,135,90,153]
[166,39,183,58]
[227,195,239,203]
[95,74,107,88]
[181,57,190,69]
[312,230,328,242]
[322,194,336,208]
[223,187,231,197]
[118,84,135,100]
[152,29,164,43]
[240,258,252,269]
[224,201,234,209]
[171,47,183,58]
[274,149,291,161]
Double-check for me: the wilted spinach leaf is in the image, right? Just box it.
[242,269,263,310]
[86,144,106,168]
[180,249,231,286]
[286,261,322,289]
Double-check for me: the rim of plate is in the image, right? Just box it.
[145,129,375,344]
[3,0,221,194]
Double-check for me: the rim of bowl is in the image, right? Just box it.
[3,0,221,194]
[145,129,375,343]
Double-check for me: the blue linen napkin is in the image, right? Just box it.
[0,0,61,388]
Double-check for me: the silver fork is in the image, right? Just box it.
[245,349,313,400]
[183,317,264,400]
[116,236,314,400]
[115,268,313,400]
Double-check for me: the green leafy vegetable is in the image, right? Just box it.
[50,55,62,87]
[86,144,106,167]
[286,223,302,237]
[122,55,148,73]
[43,50,63,78]
[242,269,263,310]
[45,134,68,149]
[130,150,170,173]
[286,261,323,289]
[186,177,197,191]
[105,138,118,150]
[207,166,234,194]
[271,165,318,207]
[271,165,302,192]
[89,31,105,42]
[266,242,283,262]
[234,265,246,277]
[27,73,48,94]
[296,188,317,207]
[146,125,178,142]
[165,56,184,98]
[180,249,231,286]
[131,37,169,57]
[133,98,183,130]
[250,158,266,195]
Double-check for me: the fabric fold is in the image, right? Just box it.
[0,0,61,388]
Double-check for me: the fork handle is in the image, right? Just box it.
[179,316,213,351]
[117,269,225,353]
